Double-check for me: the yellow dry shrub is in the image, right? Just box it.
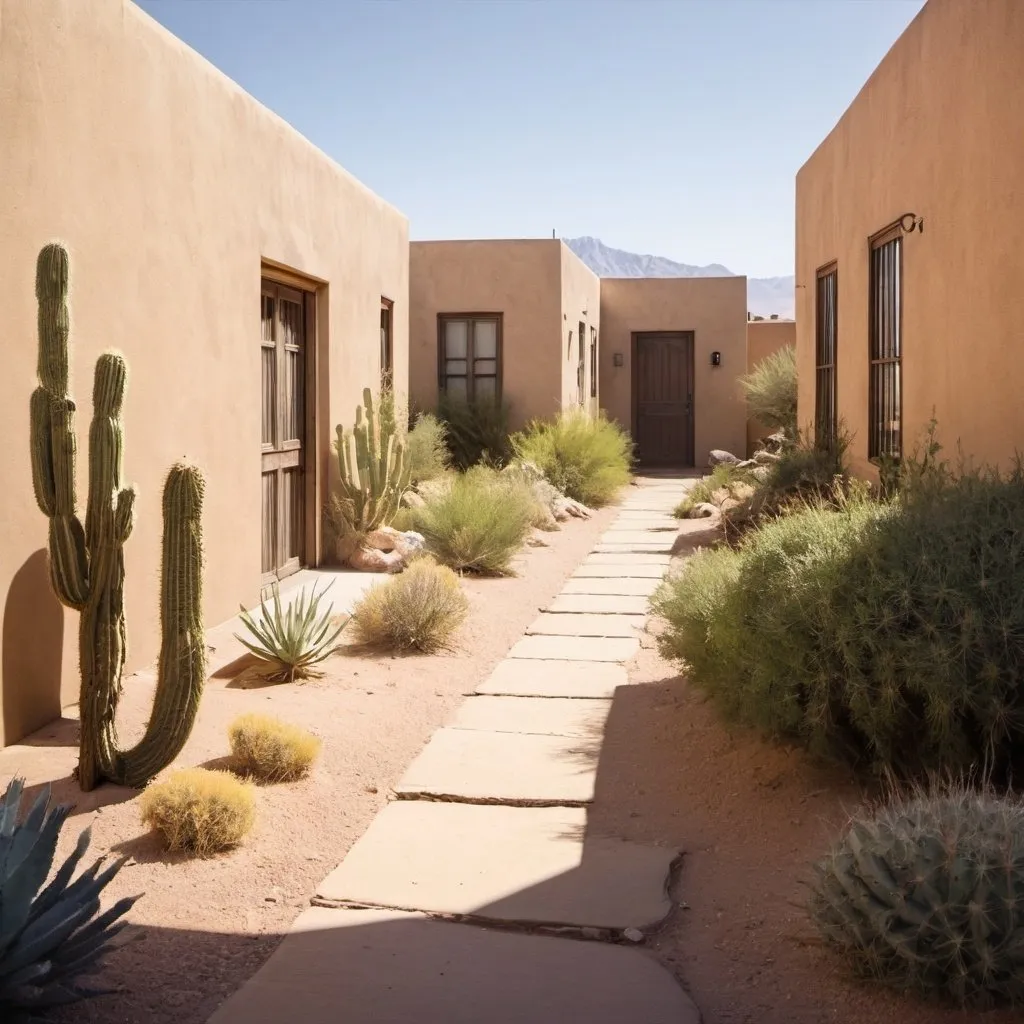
[229,713,322,783]
[140,767,255,856]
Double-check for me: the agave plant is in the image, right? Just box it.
[235,581,347,682]
[0,778,139,1014]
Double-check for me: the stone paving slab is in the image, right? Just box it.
[394,727,598,803]
[605,520,678,532]
[572,562,666,578]
[475,659,629,698]
[207,906,700,1024]
[601,530,679,545]
[449,695,610,738]
[548,594,651,615]
[508,634,639,663]
[316,802,676,930]
[526,613,645,637]
[593,541,676,554]
[585,552,672,566]
[617,508,683,520]
[562,577,662,597]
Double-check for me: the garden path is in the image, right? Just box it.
[207,476,701,1024]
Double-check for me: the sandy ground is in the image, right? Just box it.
[0,503,616,1024]
[592,614,1019,1024]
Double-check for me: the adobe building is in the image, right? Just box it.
[795,0,1024,477]
[0,0,409,744]
[746,318,796,454]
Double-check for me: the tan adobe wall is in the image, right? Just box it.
[795,0,1024,478]
[599,277,748,466]
[559,246,603,417]
[746,320,796,455]
[409,240,562,431]
[0,0,409,744]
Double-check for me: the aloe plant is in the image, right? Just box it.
[0,778,139,1014]
[235,581,346,682]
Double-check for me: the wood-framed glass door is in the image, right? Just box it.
[261,280,307,583]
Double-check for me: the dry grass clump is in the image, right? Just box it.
[228,713,322,782]
[349,558,469,653]
[140,768,255,856]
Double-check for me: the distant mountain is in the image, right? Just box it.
[564,236,794,320]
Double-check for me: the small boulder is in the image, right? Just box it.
[401,489,426,509]
[753,450,781,466]
[751,466,771,482]
[349,545,404,573]
[709,449,741,467]
[687,502,719,519]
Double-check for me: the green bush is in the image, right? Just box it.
[739,345,797,435]
[654,460,1024,778]
[810,783,1024,1007]
[512,410,632,507]
[406,412,450,483]
[436,395,512,470]
[412,466,535,575]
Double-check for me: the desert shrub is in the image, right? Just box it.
[349,557,469,653]
[229,713,322,782]
[406,412,450,483]
[512,410,632,507]
[739,345,797,435]
[411,466,534,575]
[389,506,417,533]
[810,783,1024,1008]
[235,581,346,682]
[437,394,512,470]
[140,768,255,855]
[655,460,1024,777]
[673,463,752,517]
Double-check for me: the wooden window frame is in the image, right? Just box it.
[577,320,587,405]
[437,313,503,401]
[380,298,394,390]
[868,223,904,461]
[589,326,598,399]
[814,263,838,449]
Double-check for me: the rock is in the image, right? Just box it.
[709,449,741,467]
[753,450,781,466]
[751,466,771,482]
[349,545,404,573]
[527,531,550,548]
[736,459,758,470]
[393,531,426,560]
[719,497,741,513]
[763,431,787,453]
[623,927,644,943]
[416,478,452,502]
[687,502,719,519]
[554,496,592,520]
[365,528,399,552]
[401,489,426,509]
[710,487,731,506]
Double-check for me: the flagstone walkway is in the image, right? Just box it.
[208,476,700,1024]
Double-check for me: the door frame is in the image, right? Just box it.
[630,330,696,467]
[260,262,324,586]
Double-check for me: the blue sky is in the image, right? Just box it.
[137,0,925,279]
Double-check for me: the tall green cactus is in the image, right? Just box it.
[29,243,206,791]
[333,387,411,534]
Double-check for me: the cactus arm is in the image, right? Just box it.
[109,464,206,788]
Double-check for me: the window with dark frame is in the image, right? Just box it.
[868,228,903,460]
[380,299,393,388]
[577,320,586,404]
[814,265,838,449]
[438,314,501,401]
[589,326,598,399]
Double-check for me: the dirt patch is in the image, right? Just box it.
[0,503,616,1024]
[590,619,1017,1024]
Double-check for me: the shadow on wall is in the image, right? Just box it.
[3,549,64,743]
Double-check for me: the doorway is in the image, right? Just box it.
[632,331,695,466]
[261,279,311,582]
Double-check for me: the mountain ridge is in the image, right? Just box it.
[564,236,794,319]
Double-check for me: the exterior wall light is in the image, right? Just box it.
[612,352,624,367]
[711,351,722,366]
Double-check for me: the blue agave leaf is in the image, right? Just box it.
[28,827,92,924]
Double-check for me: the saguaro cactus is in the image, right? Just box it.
[29,243,206,791]
[333,387,411,533]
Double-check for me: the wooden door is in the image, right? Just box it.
[633,332,695,466]
[261,281,307,582]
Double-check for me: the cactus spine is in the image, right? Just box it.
[29,243,206,791]
[333,387,410,533]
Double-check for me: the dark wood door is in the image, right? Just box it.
[261,281,307,582]
[633,332,695,466]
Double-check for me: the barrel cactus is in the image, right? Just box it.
[29,243,206,791]
[0,778,139,1013]
[809,784,1024,1007]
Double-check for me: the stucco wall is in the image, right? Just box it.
[795,0,1024,478]
[409,240,562,430]
[0,0,409,745]
[558,246,603,416]
[746,320,796,455]
[599,278,748,465]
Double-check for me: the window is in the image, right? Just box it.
[589,326,598,399]
[868,227,903,460]
[380,299,393,388]
[814,264,837,448]
[438,314,501,400]
[577,320,586,404]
